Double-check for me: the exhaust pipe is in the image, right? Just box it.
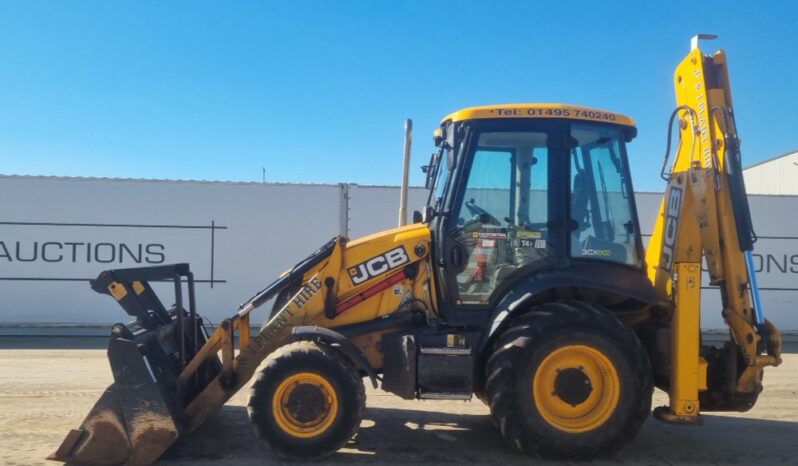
[398,118,413,226]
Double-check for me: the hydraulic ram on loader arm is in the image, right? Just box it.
[50,237,350,465]
[646,35,782,423]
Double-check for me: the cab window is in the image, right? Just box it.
[569,124,639,266]
[450,131,554,304]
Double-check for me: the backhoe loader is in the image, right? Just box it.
[51,36,782,464]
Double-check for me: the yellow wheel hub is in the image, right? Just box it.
[272,372,338,438]
[532,344,620,433]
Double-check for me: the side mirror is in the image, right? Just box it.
[412,210,423,223]
[422,205,434,223]
[443,123,458,171]
[422,164,432,190]
[447,147,456,171]
[445,123,456,149]
[424,152,440,190]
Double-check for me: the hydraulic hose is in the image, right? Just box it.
[660,105,699,181]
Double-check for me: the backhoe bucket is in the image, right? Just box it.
[50,264,221,465]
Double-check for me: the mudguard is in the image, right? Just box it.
[291,325,379,388]
[478,263,658,352]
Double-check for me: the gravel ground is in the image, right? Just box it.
[1,349,796,466]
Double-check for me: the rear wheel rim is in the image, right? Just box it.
[532,344,620,433]
[272,372,338,438]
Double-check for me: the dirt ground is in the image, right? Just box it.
[1,350,796,466]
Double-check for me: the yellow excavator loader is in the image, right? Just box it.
[51,36,781,464]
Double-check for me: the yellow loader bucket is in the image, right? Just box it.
[50,264,222,465]
[49,339,182,464]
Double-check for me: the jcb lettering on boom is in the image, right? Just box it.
[348,246,409,285]
[660,186,683,271]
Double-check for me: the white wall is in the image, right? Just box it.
[636,192,798,330]
[0,176,340,325]
[1,176,796,330]
[347,185,428,239]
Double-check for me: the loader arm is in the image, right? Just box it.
[645,36,782,422]
[49,237,346,464]
[179,237,350,433]
[52,225,434,465]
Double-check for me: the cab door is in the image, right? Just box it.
[438,125,563,314]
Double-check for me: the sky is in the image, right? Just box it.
[1,1,797,192]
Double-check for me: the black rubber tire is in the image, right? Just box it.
[248,341,366,460]
[484,300,653,459]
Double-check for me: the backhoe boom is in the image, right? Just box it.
[646,36,782,422]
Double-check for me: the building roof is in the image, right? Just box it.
[744,147,798,170]
[0,174,424,190]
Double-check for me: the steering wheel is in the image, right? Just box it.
[465,198,501,226]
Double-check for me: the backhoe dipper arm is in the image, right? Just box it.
[646,36,782,421]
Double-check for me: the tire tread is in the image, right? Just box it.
[247,340,366,460]
[484,300,653,459]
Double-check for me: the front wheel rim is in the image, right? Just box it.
[272,372,339,438]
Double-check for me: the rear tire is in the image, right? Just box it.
[485,301,652,459]
[248,341,366,460]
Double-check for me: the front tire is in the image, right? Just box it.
[485,301,652,459]
[248,341,366,460]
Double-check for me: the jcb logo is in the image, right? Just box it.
[348,246,409,285]
[660,186,682,271]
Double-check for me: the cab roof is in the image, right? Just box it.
[441,103,635,127]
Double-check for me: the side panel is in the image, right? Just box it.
[304,224,436,369]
